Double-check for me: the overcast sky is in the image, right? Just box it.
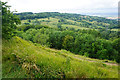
[2,0,119,16]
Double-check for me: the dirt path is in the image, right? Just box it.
[103,62,118,66]
[74,56,118,66]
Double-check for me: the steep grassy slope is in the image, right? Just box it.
[2,37,118,78]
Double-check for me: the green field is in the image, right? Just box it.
[21,17,59,29]
[21,17,91,29]
[62,24,91,30]
[21,17,119,32]
[2,36,118,78]
[111,29,120,32]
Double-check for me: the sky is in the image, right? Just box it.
[1,0,119,17]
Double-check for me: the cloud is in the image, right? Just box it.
[1,0,119,13]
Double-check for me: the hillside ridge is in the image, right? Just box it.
[2,36,118,78]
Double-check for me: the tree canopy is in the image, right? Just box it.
[2,1,21,39]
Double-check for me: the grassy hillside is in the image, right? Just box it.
[16,12,119,30]
[2,36,118,78]
[21,17,119,32]
[21,17,92,30]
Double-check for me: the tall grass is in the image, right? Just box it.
[2,36,118,78]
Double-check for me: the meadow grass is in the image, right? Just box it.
[111,29,120,32]
[2,36,118,78]
[62,24,90,30]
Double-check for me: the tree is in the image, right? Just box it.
[112,38,120,63]
[28,19,31,22]
[57,23,62,29]
[62,35,74,51]
[2,1,21,39]
[33,32,49,46]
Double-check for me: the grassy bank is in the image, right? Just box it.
[2,36,118,78]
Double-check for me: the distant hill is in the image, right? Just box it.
[15,12,118,29]
[82,13,118,17]
[106,17,118,20]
